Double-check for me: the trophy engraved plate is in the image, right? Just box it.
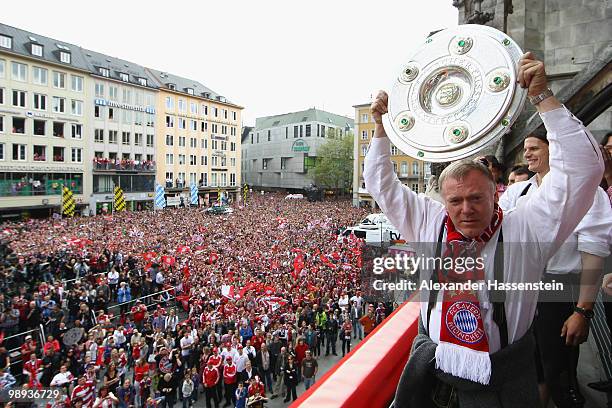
[384,24,527,162]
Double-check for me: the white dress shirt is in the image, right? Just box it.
[363,106,603,353]
[235,352,250,372]
[500,179,612,274]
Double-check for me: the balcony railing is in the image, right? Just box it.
[93,159,156,172]
[293,300,419,407]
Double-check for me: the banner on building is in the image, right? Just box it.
[155,184,166,209]
[190,183,198,206]
[62,186,76,217]
[114,186,126,211]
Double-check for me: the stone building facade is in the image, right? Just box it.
[453,0,611,162]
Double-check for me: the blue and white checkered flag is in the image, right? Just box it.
[154,184,166,209]
[190,183,198,206]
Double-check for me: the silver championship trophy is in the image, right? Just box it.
[383,24,527,162]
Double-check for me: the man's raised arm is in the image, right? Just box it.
[363,91,444,243]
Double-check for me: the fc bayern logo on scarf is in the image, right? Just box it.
[445,301,486,345]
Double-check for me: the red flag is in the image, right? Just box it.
[264,285,275,295]
[143,252,157,262]
[221,285,235,299]
[271,259,280,270]
[237,286,248,300]
[332,251,341,260]
[182,266,190,279]
[320,254,335,268]
[161,255,175,266]
[208,252,219,264]
[177,245,190,254]
[292,253,304,280]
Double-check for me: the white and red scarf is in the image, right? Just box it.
[434,205,503,385]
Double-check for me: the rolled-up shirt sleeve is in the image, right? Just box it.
[515,106,604,256]
[576,188,612,258]
[363,137,444,243]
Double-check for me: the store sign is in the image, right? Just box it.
[26,111,55,119]
[166,196,181,206]
[211,135,227,141]
[292,139,310,152]
[95,98,155,114]
[212,150,226,157]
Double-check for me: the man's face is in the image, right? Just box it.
[442,170,495,239]
[524,137,549,174]
[605,135,612,156]
[508,172,516,186]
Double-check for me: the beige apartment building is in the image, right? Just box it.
[352,103,426,208]
[82,49,158,214]
[0,24,90,217]
[147,69,242,204]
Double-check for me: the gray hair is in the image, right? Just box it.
[438,159,496,196]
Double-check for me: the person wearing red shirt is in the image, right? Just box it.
[133,358,149,406]
[20,335,37,363]
[208,347,223,403]
[43,335,61,355]
[223,356,237,407]
[23,353,43,388]
[132,343,141,361]
[359,310,376,337]
[294,337,308,362]
[71,376,96,407]
[203,360,219,408]
[294,337,309,382]
[247,376,265,397]
[250,329,264,352]
[131,301,147,329]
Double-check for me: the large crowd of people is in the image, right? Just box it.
[0,193,389,407]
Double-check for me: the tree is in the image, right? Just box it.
[309,130,354,193]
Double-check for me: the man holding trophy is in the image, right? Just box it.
[364,43,604,408]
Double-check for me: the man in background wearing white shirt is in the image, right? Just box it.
[499,130,611,408]
[180,330,194,368]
